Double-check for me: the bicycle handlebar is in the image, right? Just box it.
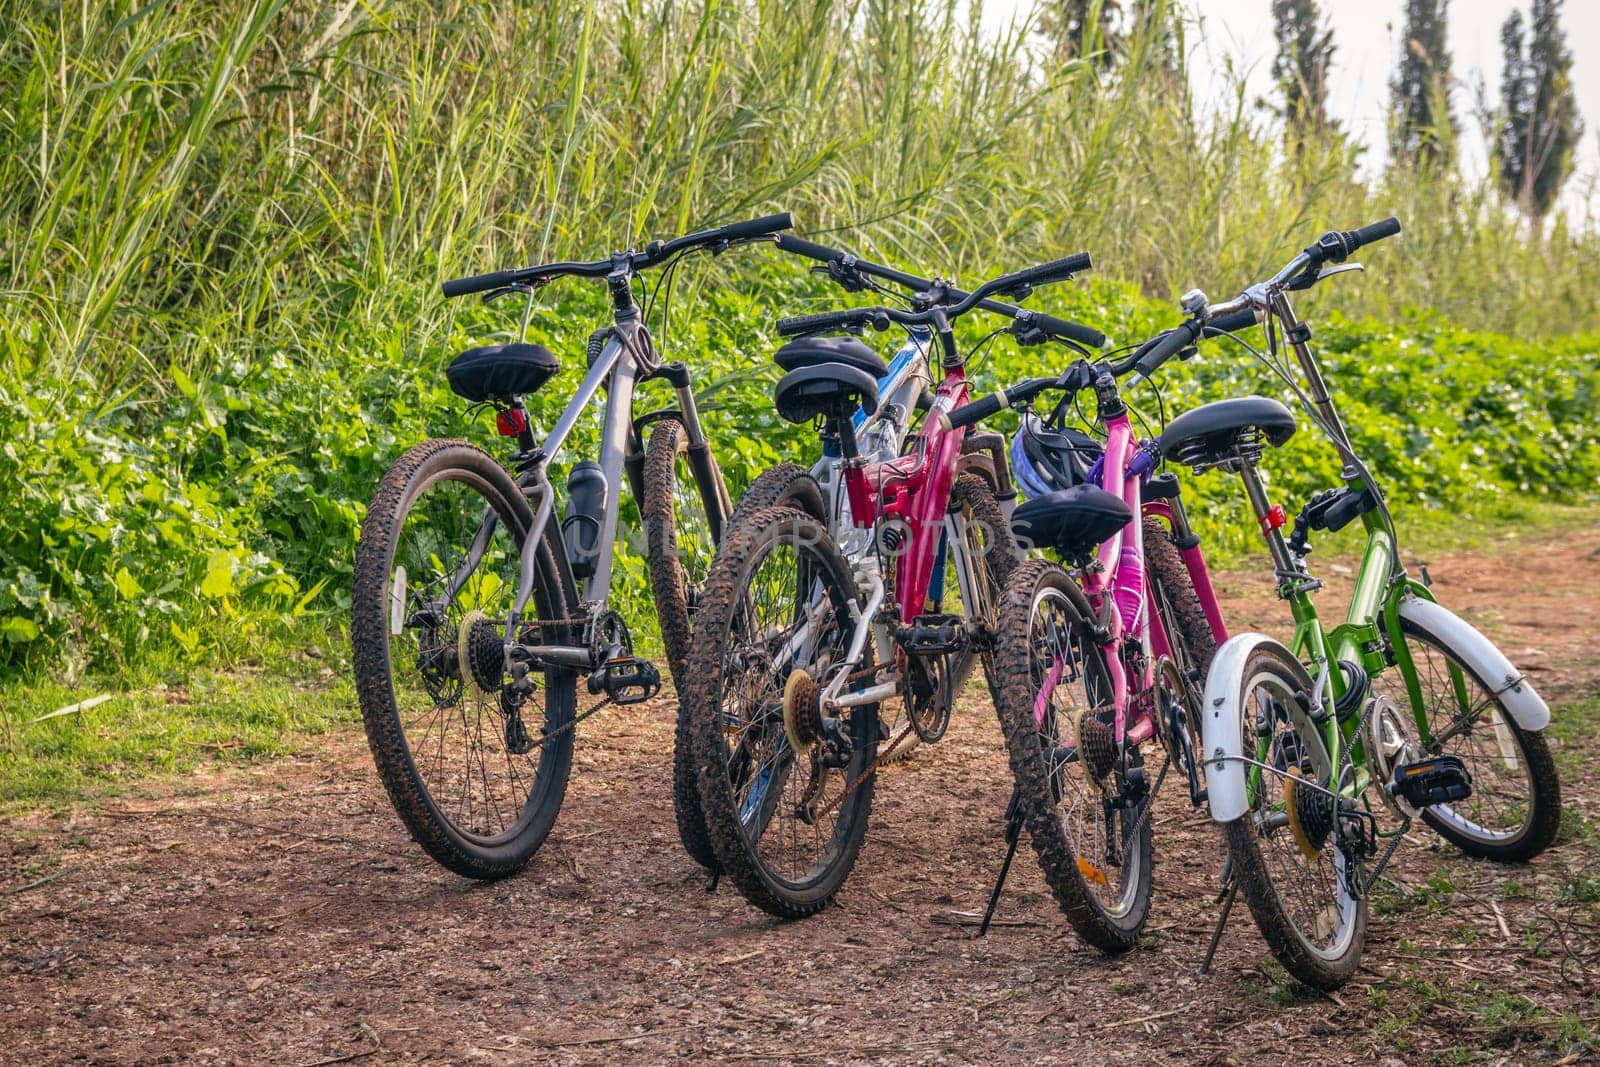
[772,236,1105,347]
[773,249,1105,347]
[440,212,795,297]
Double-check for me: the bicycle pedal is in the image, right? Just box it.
[1388,754,1472,808]
[588,656,662,705]
[895,613,967,656]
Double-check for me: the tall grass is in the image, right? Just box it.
[1,0,1596,679]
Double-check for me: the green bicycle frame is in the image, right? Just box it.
[1244,289,1471,807]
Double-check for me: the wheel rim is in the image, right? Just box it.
[1027,585,1144,920]
[1240,667,1360,961]
[1376,633,1537,844]
[717,529,866,890]
[386,472,551,845]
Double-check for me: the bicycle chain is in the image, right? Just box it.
[506,695,615,754]
[810,721,917,822]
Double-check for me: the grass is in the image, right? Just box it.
[1,623,354,809]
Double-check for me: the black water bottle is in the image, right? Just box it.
[563,462,607,578]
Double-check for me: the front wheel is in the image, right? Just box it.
[991,559,1153,953]
[1221,643,1365,989]
[351,440,580,879]
[1376,618,1561,862]
[682,504,878,918]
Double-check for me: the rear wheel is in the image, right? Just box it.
[1375,618,1561,862]
[684,504,878,917]
[1222,643,1365,989]
[351,440,579,879]
[1143,518,1218,788]
[992,560,1154,953]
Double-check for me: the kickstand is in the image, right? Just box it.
[1199,863,1238,976]
[978,789,1025,938]
[705,869,720,894]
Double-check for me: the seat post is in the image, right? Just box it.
[1234,453,1297,579]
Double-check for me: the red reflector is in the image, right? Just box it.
[1260,504,1287,532]
[497,408,529,437]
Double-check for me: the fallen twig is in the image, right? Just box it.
[298,1022,381,1067]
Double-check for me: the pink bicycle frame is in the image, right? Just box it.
[1076,407,1229,747]
[841,364,973,620]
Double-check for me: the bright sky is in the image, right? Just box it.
[982,0,1600,214]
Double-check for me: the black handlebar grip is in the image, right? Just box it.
[1022,310,1106,348]
[1203,307,1260,336]
[774,233,849,263]
[775,308,872,337]
[940,392,1006,432]
[1347,215,1401,250]
[999,251,1094,293]
[1132,321,1200,379]
[442,269,522,298]
[719,212,794,242]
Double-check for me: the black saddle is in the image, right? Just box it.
[1157,396,1296,468]
[774,334,888,379]
[1011,483,1132,562]
[446,343,561,403]
[774,363,880,424]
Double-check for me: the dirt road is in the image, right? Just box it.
[5,521,1599,1064]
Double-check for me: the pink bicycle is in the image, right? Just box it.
[939,309,1257,950]
[679,253,1105,918]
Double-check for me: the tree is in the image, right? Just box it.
[1042,0,1122,69]
[1270,0,1336,135]
[1390,0,1457,168]
[1495,0,1584,221]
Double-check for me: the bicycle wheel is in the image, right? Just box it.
[992,559,1154,953]
[352,439,580,879]
[1373,618,1561,862]
[1222,642,1365,989]
[642,416,725,691]
[671,462,825,871]
[684,504,879,917]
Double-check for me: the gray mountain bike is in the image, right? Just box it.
[350,213,793,879]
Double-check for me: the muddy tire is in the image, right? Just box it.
[1222,643,1365,990]
[991,559,1154,953]
[671,461,824,871]
[685,505,878,917]
[351,439,579,880]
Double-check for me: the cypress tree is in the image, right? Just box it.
[1270,0,1336,135]
[1389,0,1457,168]
[1496,0,1584,221]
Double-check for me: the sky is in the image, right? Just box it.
[982,0,1600,213]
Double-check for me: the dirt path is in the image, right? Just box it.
[5,523,1599,1065]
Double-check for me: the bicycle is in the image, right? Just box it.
[679,250,1106,917]
[934,303,1258,952]
[350,213,795,879]
[1155,217,1560,988]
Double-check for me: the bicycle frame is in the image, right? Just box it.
[1050,398,1229,753]
[468,289,729,671]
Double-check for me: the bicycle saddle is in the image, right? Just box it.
[774,363,880,424]
[446,343,561,403]
[774,334,888,379]
[1157,396,1296,468]
[1011,483,1132,563]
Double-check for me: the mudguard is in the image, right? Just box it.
[1394,596,1549,731]
[1199,633,1311,824]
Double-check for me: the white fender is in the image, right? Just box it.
[1199,633,1310,824]
[1396,596,1549,731]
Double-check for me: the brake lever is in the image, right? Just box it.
[1285,261,1364,292]
[1317,261,1364,280]
[482,281,544,305]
